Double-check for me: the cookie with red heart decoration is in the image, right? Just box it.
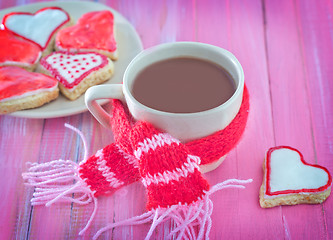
[40,51,114,101]
[0,30,41,71]
[0,66,59,114]
[55,10,118,60]
[2,7,71,56]
[259,146,332,208]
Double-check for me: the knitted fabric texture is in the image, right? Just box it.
[90,87,251,239]
[23,86,249,200]
[130,121,210,210]
[79,85,248,198]
[79,143,139,197]
[23,85,250,239]
[186,85,250,164]
[112,85,250,165]
[89,85,249,194]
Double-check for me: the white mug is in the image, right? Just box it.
[85,42,244,143]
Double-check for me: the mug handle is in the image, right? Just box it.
[85,84,124,129]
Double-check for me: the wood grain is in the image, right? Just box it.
[0,0,332,239]
[295,0,333,239]
[265,0,327,238]
[197,0,282,238]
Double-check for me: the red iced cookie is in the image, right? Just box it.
[55,10,118,60]
[0,30,41,71]
[0,66,59,114]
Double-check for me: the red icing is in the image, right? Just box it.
[40,52,109,89]
[2,7,70,50]
[55,11,117,52]
[0,66,57,101]
[0,30,41,65]
[265,146,332,196]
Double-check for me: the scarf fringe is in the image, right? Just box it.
[22,159,94,206]
[22,123,92,206]
[21,122,253,239]
[22,124,98,236]
[92,178,253,240]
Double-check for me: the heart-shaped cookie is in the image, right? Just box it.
[0,30,41,71]
[260,146,332,208]
[0,66,58,114]
[40,51,110,89]
[2,7,70,50]
[55,10,117,60]
[40,51,113,100]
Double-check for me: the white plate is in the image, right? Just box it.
[0,1,143,118]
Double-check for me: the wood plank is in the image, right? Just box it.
[264,0,328,238]
[109,0,196,48]
[196,0,230,48]
[196,0,282,239]
[26,115,83,239]
[226,0,284,238]
[0,117,44,239]
[294,0,333,239]
[0,1,15,9]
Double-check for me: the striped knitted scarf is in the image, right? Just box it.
[23,86,251,239]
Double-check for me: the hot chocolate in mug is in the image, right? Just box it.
[85,42,244,172]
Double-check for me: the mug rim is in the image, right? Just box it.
[123,41,244,117]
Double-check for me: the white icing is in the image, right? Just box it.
[5,9,68,48]
[44,52,103,88]
[0,84,58,102]
[269,148,329,192]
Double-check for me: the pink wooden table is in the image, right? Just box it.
[1,0,332,239]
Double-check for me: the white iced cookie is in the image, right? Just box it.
[259,146,332,208]
[2,7,72,56]
[40,51,114,101]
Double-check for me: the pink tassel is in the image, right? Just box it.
[22,124,93,205]
[92,178,252,240]
[22,91,251,239]
[93,120,252,240]
[22,124,98,235]
[23,159,93,206]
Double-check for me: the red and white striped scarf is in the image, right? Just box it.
[23,86,251,239]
